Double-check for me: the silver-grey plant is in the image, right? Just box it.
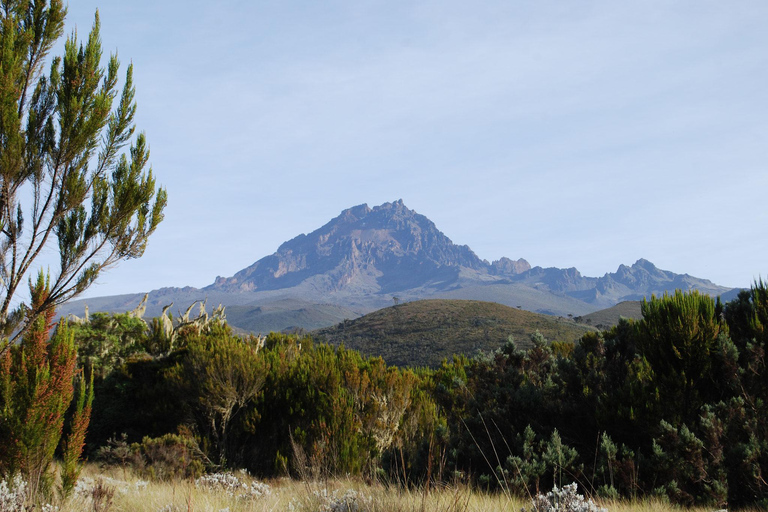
[523,483,607,512]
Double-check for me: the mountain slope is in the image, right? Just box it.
[59,200,740,332]
[575,301,644,329]
[312,299,597,367]
[224,299,361,334]
[208,200,487,296]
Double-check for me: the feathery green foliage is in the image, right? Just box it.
[0,273,92,500]
[637,291,727,423]
[0,1,166,343]
[180,327,267,468]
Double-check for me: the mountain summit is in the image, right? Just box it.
[59,200,739,332]
[206,200,732,311]
[209,200,490,295]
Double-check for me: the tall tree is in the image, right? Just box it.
[0,1,166,343]
[636,290,727,424]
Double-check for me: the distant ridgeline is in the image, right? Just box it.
[59,200,740,333]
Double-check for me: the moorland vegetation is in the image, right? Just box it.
[312,299,597,367]
[2,281,768,510]
[1,2,767,511]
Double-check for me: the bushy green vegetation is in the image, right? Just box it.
[86,324,432,481]
[0,275,93,501]
[3,282,768,510]
[436,286,768,508]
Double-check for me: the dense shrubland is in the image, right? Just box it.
[2,282,768,509]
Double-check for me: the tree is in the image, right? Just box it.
[636,290,727,424]
[181,331,267,467]
[0,2,167,343]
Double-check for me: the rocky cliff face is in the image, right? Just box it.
[490,257,531,275]
[208,200,486,295]
[506,258,731,306]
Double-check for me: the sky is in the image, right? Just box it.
[53,1,768,297]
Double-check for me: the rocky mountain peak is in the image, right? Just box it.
[631,258,660,272]
[209,200,486,295]
[202,200,734,313]
[339,203,372,221]
[491,257,532,275]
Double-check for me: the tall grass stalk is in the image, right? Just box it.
[27,464,766,512]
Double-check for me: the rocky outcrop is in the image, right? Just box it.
[491,257,531,275]
[207,200,486,294]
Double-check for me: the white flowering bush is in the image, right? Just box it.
[316,489,372,512]
[523,483,607,512]
[287,488,372,512]
[73,476,94,498]
[133,479,149,493]
[195,471,271,500]
[0,475,27,512]
[157,506,233,512]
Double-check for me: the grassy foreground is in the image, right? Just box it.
[41,465,731,512]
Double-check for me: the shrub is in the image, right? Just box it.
[0,475,27,512]
[523,483,606,512]
[179,332,267,467]
[195,470,271,500]
[97,433,204,481]
[0,275,93,499]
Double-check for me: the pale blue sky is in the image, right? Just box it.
[57,1,767,297]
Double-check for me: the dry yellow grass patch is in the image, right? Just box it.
[47,465,741,512]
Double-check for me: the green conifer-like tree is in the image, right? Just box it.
[0,1,166,343]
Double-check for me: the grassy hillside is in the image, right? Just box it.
[312,299,596,367]
[225,298,362,333]
[435,282,597,316]
[576,300,643,329]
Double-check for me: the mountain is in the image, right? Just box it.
[208,200,487,297]
[504,257,732,310]
[58,200,740,332]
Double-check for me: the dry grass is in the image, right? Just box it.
[42,465,744,512]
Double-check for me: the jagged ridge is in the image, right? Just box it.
[59,200,739,333]
[207,200,732,309]
[208,199,503,295]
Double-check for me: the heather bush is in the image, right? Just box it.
[178,330,267,467]
[126,434,204,481]
[504,427,580,495]
[249,336,425,479]
[0,275,93,500]
[69,312,148,379]
[87,352,187,450]
[593,433,636,500]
